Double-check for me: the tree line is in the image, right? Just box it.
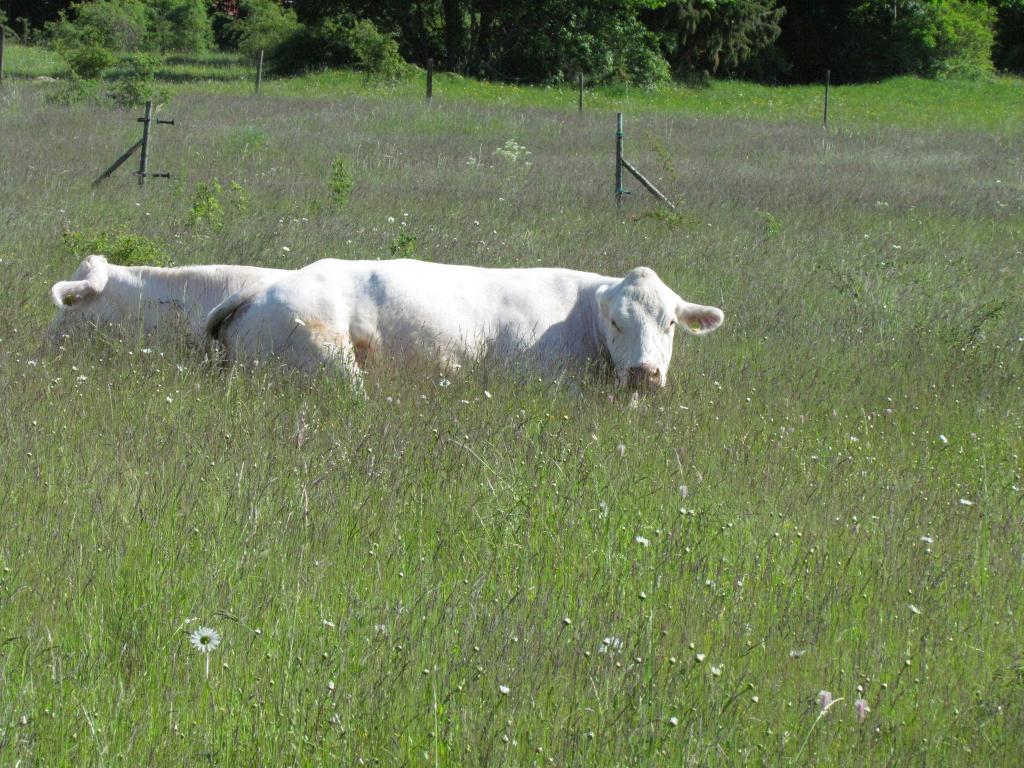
[3,0,1023,84]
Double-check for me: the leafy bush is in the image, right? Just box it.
[64,44,116,78]
[850,0,995,79]
[187,180,250,230]
[146,0,215,53]
[107,52,164,107]
[227,0,301,61]
[48,0,150,52]
[388,232,416,259]
[271,13,357,74]
[44,75,101,106]
[187,180,225,231]
[62,228,170,267]
[329,154,354,208]
[347,19,408,82]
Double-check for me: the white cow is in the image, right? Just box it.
[205,258,724,389]
[49,255,289,342]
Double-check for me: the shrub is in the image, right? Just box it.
[227,0,301,61]
[62,229,170,267]
[187,181,225,231]
[146,0,215,53]
[850,0,995,79]
[347,19,407,82]
[64,44,117,78]
[187,180,250,230]
[48,0,150,52]
[44,75,101,106]
[271,13,357,74]
[329,154,354,208]
[107,52,164,107]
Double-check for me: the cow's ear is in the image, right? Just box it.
[51,279,98,306]
[676,301,723,335]
[51,255,110,307]
[596,284,610,319]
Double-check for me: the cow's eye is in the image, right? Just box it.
[610,319,621,333]
[667,319,676,331]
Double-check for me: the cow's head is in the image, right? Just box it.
[595,267,723,389]
[48,255,121,340]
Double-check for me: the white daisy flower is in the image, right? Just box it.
[190,627,221,653]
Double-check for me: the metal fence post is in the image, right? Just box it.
[615,113,624,207]
[255,49,264,94]
[823,69,830,129]
[137,100,153,187]
[578,73,584,113]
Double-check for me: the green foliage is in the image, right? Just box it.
[227,0,302,61]
[107,52,164,107]
[64,43,116,78]
[388,231,416,258]
[347,18,408,82]
[48,0,150,52]
[851,0,996,79]
[145,0,215,53]
[992,0,1024,70]
[187,179,250,230]
[61,228,170,267]
[187,180,225,230]
[645,0,785,78]
[328,154,354,207]
[43,73,101,106]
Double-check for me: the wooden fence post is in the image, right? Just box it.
[137,100,153,187]
[823,69,830,129]
[578,73,584,113]
[0,26,6,85]
[614,112,622,207]
[426,58,434,102]
[255,49,264,95]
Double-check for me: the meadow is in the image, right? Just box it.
[0,52,1023,765]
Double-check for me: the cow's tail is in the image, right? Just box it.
[205,287,258,345]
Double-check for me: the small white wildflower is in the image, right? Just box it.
[909,604,922,615]
[322,619,336,629]
[282,246,291,252]
[789,649,806,658]
[959,498,974,506]
[498,684,511,696]
[634,535,650,547]
[695,653,706,663]
[939,434,949,445]
[190,627,220,653]
[667,716,679,727]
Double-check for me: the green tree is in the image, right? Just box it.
[850,0,995,78]
[991,0,1024,69]
[227,0,302,60]
[48,0,150,51]
[146,0,215,52]
[644,0,785,78]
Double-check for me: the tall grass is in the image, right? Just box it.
[0,76,1021,765]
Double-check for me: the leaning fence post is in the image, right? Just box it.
[578,73,584,113]
[255,49,264,95]
[823,69,830,129]
[137,100,153,187]
[426,58,434,102]
[0,26,6,85]
[615,113,624,208]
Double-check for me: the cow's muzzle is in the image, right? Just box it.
[627,364,662,390]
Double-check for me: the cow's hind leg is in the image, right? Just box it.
[290,320,366,396]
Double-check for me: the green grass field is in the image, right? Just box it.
[0,54,1022,765]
